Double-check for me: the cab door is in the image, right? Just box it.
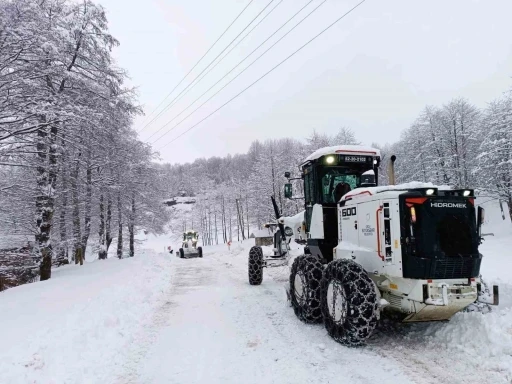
[303,165,314,234]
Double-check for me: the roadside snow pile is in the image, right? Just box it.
[421,310,512,358]
[0,248,173,384]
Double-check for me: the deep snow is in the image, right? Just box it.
[0,200,511,384]
[0,244,174,384]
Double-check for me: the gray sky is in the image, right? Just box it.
[100,0,512,164]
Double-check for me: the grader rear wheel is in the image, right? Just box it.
[321,259,379,346]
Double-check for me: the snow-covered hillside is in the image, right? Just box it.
[0,200,511,384]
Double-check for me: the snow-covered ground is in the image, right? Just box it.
[0,244,175,384]
[0,200,511,383]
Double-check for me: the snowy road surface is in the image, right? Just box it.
[120,237,511,384]
[122,246,411,384]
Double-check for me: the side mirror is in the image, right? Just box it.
[284,171,291,179]
[284,183,293,199]
[360,173,376,187]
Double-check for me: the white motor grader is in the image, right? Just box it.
[248,145,499,346]
[179,230,203,258]
[248,196,305,285]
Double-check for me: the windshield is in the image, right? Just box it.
[320,168,362,203]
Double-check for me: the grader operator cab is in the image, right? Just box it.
[179,230,203,258]
[248,145,499,346]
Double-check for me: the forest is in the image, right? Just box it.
[0,0,170,286]
[1,0,511,285]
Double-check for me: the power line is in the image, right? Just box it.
[150,0,325,145]
[136,0,254,133]
[157,0,367,150]
[139,0,275,135]
[144,0,285,142]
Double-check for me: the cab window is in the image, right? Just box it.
[320,169,360,203]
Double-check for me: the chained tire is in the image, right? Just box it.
[289,255,323,323]
[198,247,203,258]
[321,259,379,346]
[179,248,184,258]
[248,246,264,285]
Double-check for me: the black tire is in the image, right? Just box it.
[289,255,323,323]
[273,231,287,257]
[248,246,264,285]
[321,259,379,346]
[273,232,280,256]
[198,247,203,258]
[179,248,184,258]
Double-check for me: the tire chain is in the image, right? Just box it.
[248,246,263,285]
[289,255,324,323]
[321,259,379,346]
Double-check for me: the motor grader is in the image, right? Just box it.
[248,145,499,346]
[179,230,203,258]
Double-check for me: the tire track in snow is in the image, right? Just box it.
[114,254,181,384]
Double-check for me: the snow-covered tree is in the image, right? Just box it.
[476,94,512,217]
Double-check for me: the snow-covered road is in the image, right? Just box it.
[119,244,412,384]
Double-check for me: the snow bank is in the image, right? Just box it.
[0,247,173,384]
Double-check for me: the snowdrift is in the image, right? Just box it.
[0,248,174,384]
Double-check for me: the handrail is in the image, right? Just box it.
[376,206,384,260]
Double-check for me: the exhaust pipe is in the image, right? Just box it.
[387,155,396,186]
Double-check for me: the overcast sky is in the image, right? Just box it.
[99,0,512,164]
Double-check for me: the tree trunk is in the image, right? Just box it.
[229,206,232,242]
[106,195,113,251]
[81,163,92,258]
[239,197,245,235]
[35,120,57,280]
[208,205,212,246]
[58,158,69,262]
[214,209,218,245]
[71,157,82,265]
[98,193,106,260]
[236,199,245,240]
[117,191,123,259]
[129,193,135,257]
[246,196,250,239]
[223,197,227,243]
